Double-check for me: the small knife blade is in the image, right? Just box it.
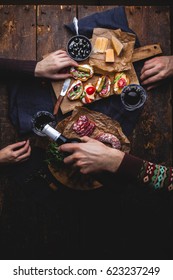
[53,78,71,115]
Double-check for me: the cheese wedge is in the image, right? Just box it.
[105,49,114,62]
[93,37,109,53]
[111,35,123,56]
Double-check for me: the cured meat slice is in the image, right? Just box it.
[80,122,95,137]
[95,133,121,149]
[72,115,96,136]
[73,115,88,131]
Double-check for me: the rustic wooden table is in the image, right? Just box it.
[0,5,172,259]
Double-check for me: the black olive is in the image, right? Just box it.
[74,37,79,43]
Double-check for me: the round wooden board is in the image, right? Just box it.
[48,164,103,191]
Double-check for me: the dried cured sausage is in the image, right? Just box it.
[95,132,121,149]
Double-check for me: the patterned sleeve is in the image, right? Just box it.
[117,153,173,192]
[138,161,173,192]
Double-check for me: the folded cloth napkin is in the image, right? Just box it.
[8,77,54,135]
[65,6,140,48]
[8,6,141,136]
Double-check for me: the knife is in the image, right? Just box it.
[53,78,71,115]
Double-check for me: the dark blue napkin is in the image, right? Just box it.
[8,77,54,135]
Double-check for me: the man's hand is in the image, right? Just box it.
[59,136,125,175]
[140,56,173,90]
[34,50,78,80]
[0,140,31,164]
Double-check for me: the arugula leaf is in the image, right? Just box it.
[113,73,124,84]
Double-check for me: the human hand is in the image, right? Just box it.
[140,56,173,90]
[59,136,125,174]
[34,49,78,80]
[0,140,31,164]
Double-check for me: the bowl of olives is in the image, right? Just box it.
[121,84,147,111]
[67,35,92,61]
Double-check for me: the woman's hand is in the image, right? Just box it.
[59,136,125,174]
[34,50,78,80]
[0,140,31,164]
[140,56,173,90]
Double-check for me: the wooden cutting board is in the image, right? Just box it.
[51,43,162,115]
[132,44,162,62]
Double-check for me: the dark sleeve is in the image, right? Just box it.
[0,58,37,79]
[116,153,144,180]
[116,153,173,192]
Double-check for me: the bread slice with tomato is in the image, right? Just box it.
[113,72,129,94]
[80,83,96,104]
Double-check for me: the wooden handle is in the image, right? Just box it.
[132,44,162,62]
[53,95,64,115]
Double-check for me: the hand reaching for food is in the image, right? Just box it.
[140,56,173,90]
[35,50,78,80]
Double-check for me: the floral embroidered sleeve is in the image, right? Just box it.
[117,153,173,192]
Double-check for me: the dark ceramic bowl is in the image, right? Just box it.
[121,84,147,111]
[67,35,92,61]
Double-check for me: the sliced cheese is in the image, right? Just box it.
[93,37,109,53]
[111,35,123,56]
[105,49,115,62]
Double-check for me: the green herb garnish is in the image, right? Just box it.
[45,142,65,169]
[113,73,124,84]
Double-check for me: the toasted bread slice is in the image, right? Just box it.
[114,72,129,94]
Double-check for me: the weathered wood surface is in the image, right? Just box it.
[36,5,76,60]
[126,6,172,165]
[0,5,36,60]
[0,5,172,259]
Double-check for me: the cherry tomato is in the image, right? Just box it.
[86,86,96,95]
[117,78,127,88]
[85,95,92,103]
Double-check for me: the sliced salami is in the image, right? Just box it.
[80,122,95,137]
[72,115,96,136]
[95,133,121,149]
